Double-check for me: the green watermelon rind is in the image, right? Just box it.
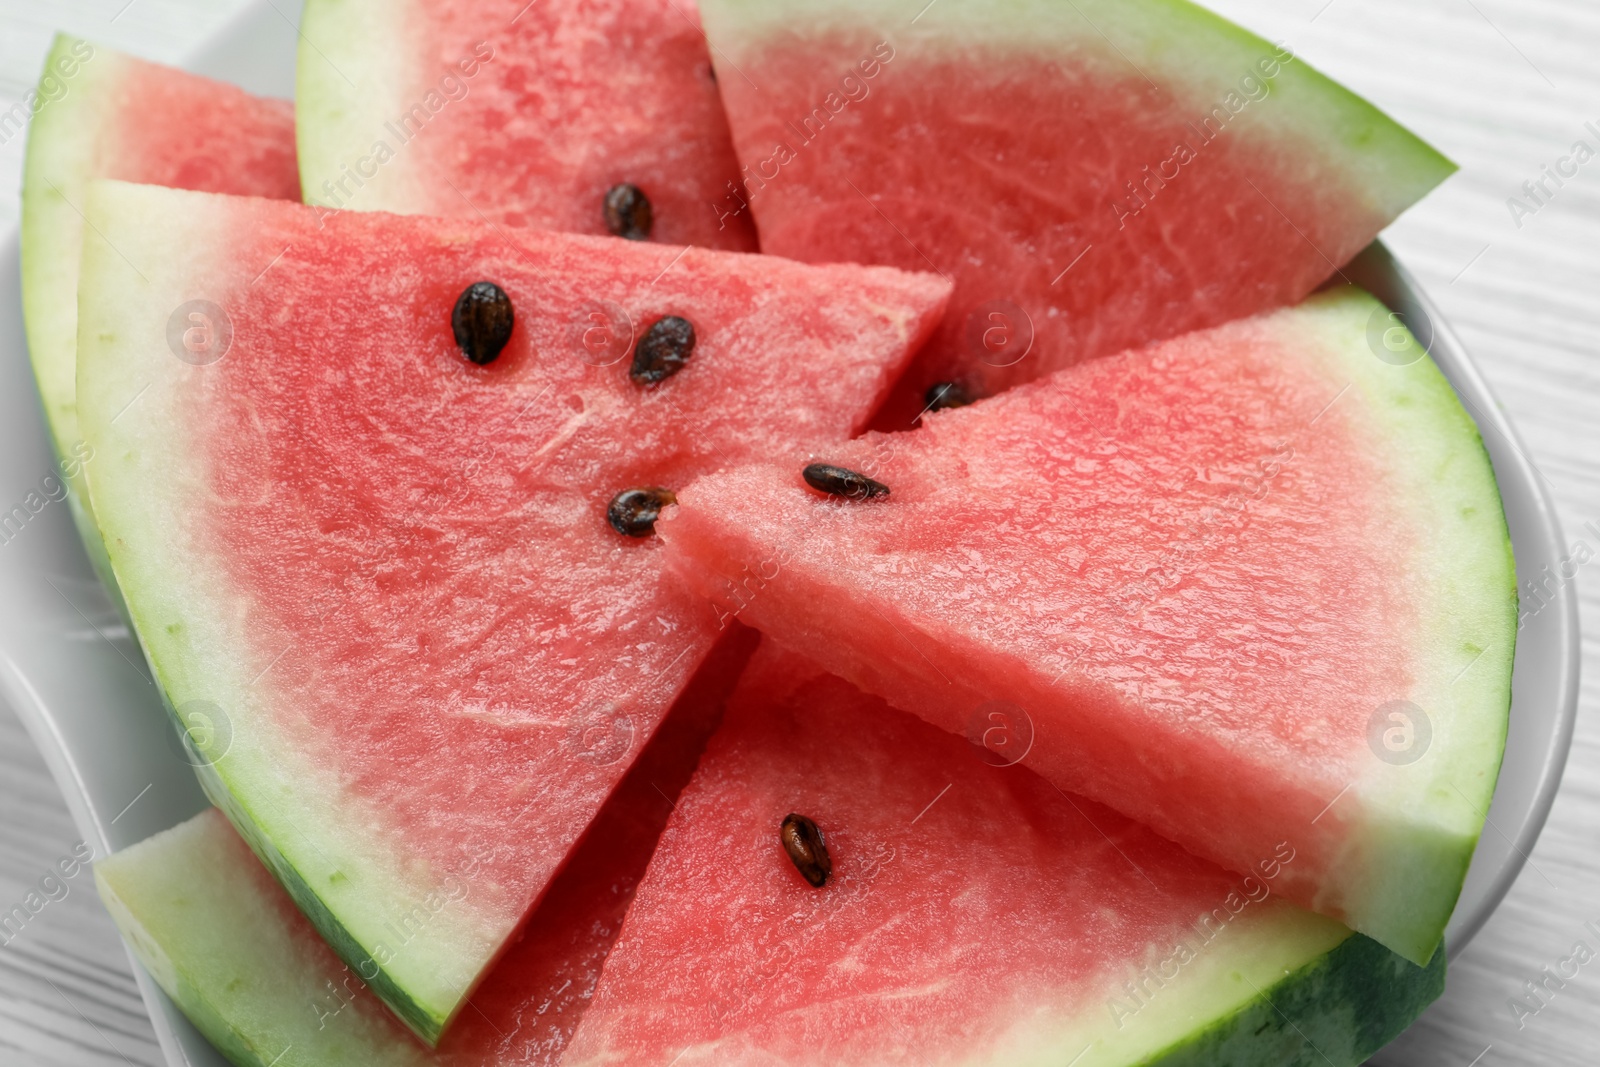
[96,812,433,1067]
[1135,932,1446,1067]
[1289,289,1514,966]
[19,33,131,616]
[698,0,1456,218]
[76,179,496,1046]
[192,760,441,1044]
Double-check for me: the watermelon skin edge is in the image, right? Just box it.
[128,656,449,1041]
[95,811,436,1067]
[192,764,442,1043]
[1134,933,1445,1067]
[20,35,131,615]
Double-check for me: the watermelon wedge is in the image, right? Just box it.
[76,180,947,1041]
[94,625,758,1067]
[19,34,298,592]
[695,0,1455,424]
[564,640,1446,1066]
[658,288,1516,966]
[297,0,756,250]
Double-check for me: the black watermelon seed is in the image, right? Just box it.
[452,281,515,366]
[604,183,654,241]
[608,487,677,538]
[630,316,696,385]
[780,813,832,888]
[924,381,974,412]
[803,463,890,501]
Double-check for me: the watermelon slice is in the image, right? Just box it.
[19,34,298,591]
[297,0,756,251]
[695,0,1455,424]
[658,288,1516,966]
[564,640,1446,1066]
[76,180,947,1041]
[94,625,758,1067]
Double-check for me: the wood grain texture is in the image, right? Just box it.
[0,0,1595,1065]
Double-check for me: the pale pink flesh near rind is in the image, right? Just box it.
[657,289,1514,965]
[297,0,757,250]
[75,180,948,1040]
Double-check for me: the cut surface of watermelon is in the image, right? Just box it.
[297,0,756,250]
[564,640,1445,1066]
[76,180,947,1041]
[94,625,758,1067]
[696,0,1455,425]
[659,288,1515,966]
[19,34,298,590]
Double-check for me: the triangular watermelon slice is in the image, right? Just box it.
[76,180,947,1041]
[695,0,1456,424]
[297,0,756,250]
[20,34,299,593]
[658,288,1515,966]
[563,640,1446,1066]
[94,626,758,1067]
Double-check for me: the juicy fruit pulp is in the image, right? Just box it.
[694,0,1455,425]
[563,642,1446,1067]
[76,180,947,1041]
[94,626,759,1067]
[19,34,298,594]
[659,289,1515,966]
[297,0,756,250]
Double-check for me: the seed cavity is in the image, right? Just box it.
[604,183,654,241]
[630,316,696,385]
[780,813,832,888]
[803,463,890,501]
[608,487,677,538]
[924,381,974,413]
[452,281,515,366]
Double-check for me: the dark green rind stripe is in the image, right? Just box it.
[143,641,448,1045]
[1144,933,1446,1067]
[190,758,446,1044]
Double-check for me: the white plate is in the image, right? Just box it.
[0,3,1579,1065]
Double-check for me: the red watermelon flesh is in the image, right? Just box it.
[658,288,1515,966]
[563,640,1445,1067]
[297,0,757,251]
[95,625,759,1067]
[76,180,948,1041]
[20,34,298,597]
[448,624,757,1062]
[695,0,1456,425]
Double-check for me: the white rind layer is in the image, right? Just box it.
[76,179,504,1042]
[296,0,432,215]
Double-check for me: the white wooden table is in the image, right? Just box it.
[0,1,1596,1065]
